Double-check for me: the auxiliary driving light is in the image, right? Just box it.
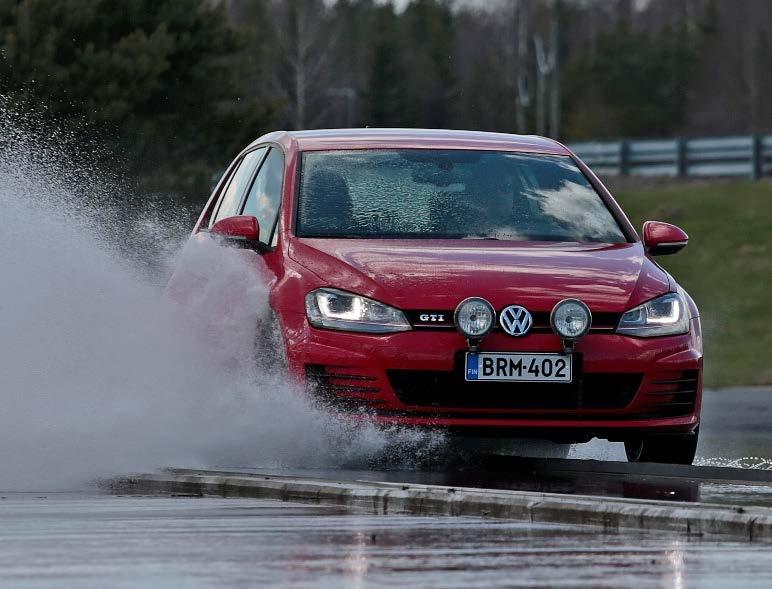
[551,298,592,340]
[454,297,495,340]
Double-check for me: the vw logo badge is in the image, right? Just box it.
[500,305,533,337]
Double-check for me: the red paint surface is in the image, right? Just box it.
[643,220,689,249]
[210,215,260,241]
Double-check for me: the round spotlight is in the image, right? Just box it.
[454,297,495,339]
[551,299,592,339]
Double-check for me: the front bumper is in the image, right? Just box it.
[287,316,703,441]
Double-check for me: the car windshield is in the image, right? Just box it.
[297,149,628,243]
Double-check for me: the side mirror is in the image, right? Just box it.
[210,215,260,244]
[642,221,688,256]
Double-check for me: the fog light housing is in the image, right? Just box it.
[454,297,495,347]
[550,299,591,349]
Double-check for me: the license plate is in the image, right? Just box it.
[465,352,572,382]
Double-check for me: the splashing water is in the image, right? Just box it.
[695,457,772,470]
[0,107,443,490]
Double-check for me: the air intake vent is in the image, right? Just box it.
[640,370,699,417]
[305,365,386,409]
[387,369,642,411]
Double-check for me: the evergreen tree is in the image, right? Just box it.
[401,0,457,128]
[0,0,265,192]
[562,7,701,138]
[365,3,408,127]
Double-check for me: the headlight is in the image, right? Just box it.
[551,299,592,339]
[616,292,689,337]
[454,297,495,338]
[305,288,411,333]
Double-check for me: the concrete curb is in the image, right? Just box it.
[110,472,772,542]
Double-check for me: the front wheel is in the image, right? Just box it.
[254,310,288,374]
[624,427,699,465]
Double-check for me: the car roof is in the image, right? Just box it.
[248,128,569,155]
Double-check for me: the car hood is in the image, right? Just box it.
[289,238,669,313]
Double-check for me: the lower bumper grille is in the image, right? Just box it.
[387,369,643,411]
[639,370,699,417]
[306,365,386,409]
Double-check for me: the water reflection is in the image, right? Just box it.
[344,530,369,589]
[665,540,686,589]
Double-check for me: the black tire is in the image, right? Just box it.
[624,427,699,465]
[254,310,287,374]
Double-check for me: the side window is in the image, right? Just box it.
[242,148,285,247]
[210,148,266,227]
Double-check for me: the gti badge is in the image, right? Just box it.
[419,313,446,323]
[500,305,533,337]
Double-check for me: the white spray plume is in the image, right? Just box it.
[0,104,442,490]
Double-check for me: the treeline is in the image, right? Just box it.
[0,0,767,196]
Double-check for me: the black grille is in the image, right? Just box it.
[639,370,699,417]
[404,310,455,329]
[388,366,642,411]
[406,309,620,333]
[305,365,386,409]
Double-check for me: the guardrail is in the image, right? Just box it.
[568,135,772,179]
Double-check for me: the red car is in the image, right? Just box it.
[187,129,702,465]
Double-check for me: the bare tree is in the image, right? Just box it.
[533,0,561,138]
[549,0,561,139]
[514,0,532,134]
[533,34,554,135]
[273,0,333,129]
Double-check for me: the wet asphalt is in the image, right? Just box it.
[206,388,772,508]
[2,493,772,588]
[1,388,770,587]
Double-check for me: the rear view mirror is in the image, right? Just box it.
[210,215,260,244]
[642,221,688,256]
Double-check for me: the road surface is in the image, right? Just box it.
[0,388,769,587]
[1,493,771,588]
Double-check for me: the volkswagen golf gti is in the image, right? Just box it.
[177,129,702,464]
